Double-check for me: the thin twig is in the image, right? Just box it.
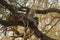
[45,19,60,34]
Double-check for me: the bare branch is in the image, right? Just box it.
[34,27,55,40]
[0,18,23,26]
[45,19,60,34]
[35,8,60,14]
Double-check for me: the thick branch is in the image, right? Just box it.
[0,0,18,14]
[0,19,23,26]
[34,28,55,40]
[35,8,60,14]
[28,21,55,40]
